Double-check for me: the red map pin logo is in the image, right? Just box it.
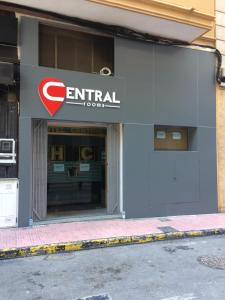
[38,78,66,116]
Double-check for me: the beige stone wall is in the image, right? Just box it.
[162,0,215,15]
[163,0,215,46]
[216,0,225,67]
[91,0,215,46]
[216,0,225,211]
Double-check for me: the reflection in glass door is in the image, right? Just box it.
[47,126,107,218]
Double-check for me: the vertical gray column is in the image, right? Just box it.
[19,17,39,226]
[123,123,152,218]
[18,117,32,227]
[20,17,39,65]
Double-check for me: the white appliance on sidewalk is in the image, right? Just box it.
[0,179,18,228]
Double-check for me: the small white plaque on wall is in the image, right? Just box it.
[172,132,182,140]
[156,131,166,139]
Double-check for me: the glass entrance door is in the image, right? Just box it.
[47,126,106,217]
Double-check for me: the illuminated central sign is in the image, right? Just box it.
[38,77,121,116]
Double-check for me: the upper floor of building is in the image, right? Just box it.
[1,0,216,47]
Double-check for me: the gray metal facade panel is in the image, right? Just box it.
[114,39,155,123]
[18,117,32,227]
[150,151,199,204]
[154,45,198,126]
[18,17,217,224]
[198,127,217,212]
[123,124,152,218]
[20,18,39,66]
[198,52,216,128]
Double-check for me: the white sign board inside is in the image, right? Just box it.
[80,163,90,172]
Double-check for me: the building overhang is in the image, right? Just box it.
[2,0,215,43]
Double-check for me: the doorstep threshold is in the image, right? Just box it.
[34,213,123,226]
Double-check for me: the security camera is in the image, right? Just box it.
[100,67,112,76]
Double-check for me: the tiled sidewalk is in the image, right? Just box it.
[1,213,225,250]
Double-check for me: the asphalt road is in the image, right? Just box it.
[1,235,225,300]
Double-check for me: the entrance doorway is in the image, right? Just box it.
[32,120,121,222]
[47,126,106,218]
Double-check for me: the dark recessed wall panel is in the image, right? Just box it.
[0,15,17,46]
[0,92,18,178]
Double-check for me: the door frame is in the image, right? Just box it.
[32,120,123,221]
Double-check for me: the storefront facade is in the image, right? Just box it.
[17,16,217,227]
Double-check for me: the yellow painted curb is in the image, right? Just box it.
[0,228,225,260]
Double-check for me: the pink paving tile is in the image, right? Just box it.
[1,213,225,249]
